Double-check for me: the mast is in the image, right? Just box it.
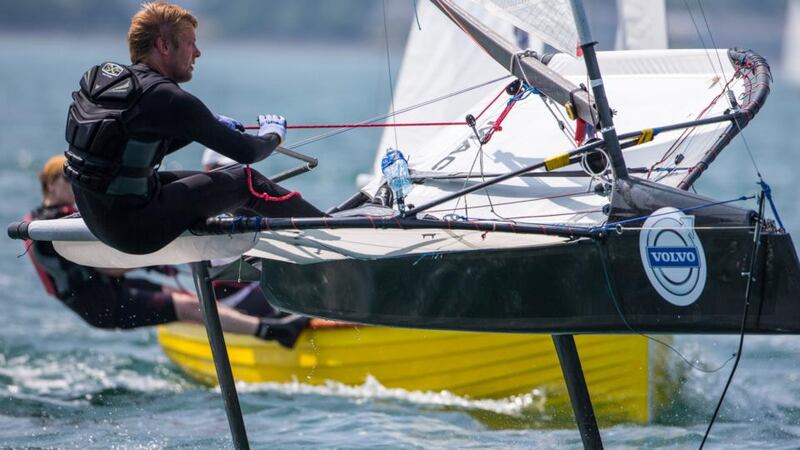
[569,0,628,178]
[429,0,598,127]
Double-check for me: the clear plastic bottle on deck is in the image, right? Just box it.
[380,148,412,212]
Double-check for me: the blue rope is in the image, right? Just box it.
[756,180,786,231]
[508,83,540,104]
[253,216,262,243]
[230,216,243,235]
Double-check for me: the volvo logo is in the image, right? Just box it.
[639,207,706,306]
[101,62,124,78]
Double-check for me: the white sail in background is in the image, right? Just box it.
[371,1,517,177]
[783,0,800,85]
[468,0,578,56]
[615,0,667,50]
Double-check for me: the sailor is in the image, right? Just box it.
[63,1,324,256]
[26,155,307,347]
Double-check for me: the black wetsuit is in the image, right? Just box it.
[27,205,177,328]
[72,63,323,255]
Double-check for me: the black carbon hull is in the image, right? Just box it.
[260,229,800,334]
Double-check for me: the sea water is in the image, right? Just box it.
[0,36,798,449]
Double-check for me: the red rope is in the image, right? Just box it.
[245,165,301,202]
[474,86,507,121]
[573,118,587,146]
[482,99,518,144]
[242,82,508,133]
[243,121,465,131]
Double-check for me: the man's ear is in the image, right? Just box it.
[154,36,170,55]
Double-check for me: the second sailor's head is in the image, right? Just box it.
[40,155,74,207]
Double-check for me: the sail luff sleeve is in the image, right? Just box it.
[429,0,598,127]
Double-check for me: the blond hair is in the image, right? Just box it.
[39,155,66,195]
[127,2,198,63]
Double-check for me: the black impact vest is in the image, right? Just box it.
[64,62,171,198]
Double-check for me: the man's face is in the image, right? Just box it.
[48,175,75,206]
[166,25,200,83]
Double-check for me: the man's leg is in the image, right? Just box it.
[157,168,324,221]
[170,290,259,335]
[169,288,308,348]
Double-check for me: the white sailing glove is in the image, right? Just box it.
[257,114,287,144]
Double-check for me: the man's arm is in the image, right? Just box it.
[132,84,281,164]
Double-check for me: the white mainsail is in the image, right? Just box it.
[615,0,667,50]
[367,0,742,228]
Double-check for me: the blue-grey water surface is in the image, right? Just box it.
[0,35,799,449]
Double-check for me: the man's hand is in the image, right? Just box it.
[214,113,245,132]
[257,114,287,144]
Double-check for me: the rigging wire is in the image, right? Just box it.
[731,114,786,230]
[731,117,763,179]
[477,84,542,221]
[696,0,729,82]
[478,140,513,221]
[602,194,755,230]
[594,240,737,375]
[285,75,510,150]
[681,0,782,231]
[681,0,724,87]
[411,0,422,30]
[646,71,739,179]
[424,190,591,215]
[381,0,399,149]
[448,84,543,221]
[699,191,765,449]
[450,136,485,218]
[540,95,578,148]
[689,0,784,231]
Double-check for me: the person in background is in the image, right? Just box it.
[25,155,306,348]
